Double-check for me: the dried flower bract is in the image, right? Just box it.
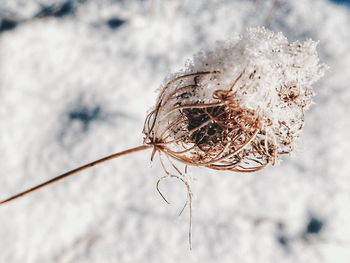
[144,27,326,172]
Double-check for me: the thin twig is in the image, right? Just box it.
[0,145,151,205]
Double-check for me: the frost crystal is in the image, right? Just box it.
[143,27,326,172]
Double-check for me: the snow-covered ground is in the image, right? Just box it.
[0,0,349,262]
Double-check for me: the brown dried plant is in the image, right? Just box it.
[0,70,279,248]
[0,27,326,248]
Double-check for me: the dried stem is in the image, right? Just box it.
[0,145,151,205]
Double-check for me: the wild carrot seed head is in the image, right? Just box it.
[143,27,326,172]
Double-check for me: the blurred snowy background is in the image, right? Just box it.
[0,0,350,262]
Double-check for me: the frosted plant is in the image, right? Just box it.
[0,27,326,247]
[144,27,326,172]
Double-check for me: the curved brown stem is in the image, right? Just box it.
[0,145,151,205]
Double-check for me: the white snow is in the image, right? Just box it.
[0,0,350,262]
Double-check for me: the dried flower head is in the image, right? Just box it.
[0,27,326,249]
[143,27,326,172]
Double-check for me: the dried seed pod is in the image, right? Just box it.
[143,27,326,172]
[0,28,326,201]
[0,27,326,248]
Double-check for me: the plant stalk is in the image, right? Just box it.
[0,144,151,205]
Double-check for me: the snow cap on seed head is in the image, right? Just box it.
[144,27,326,172]
[186,27,326,152]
